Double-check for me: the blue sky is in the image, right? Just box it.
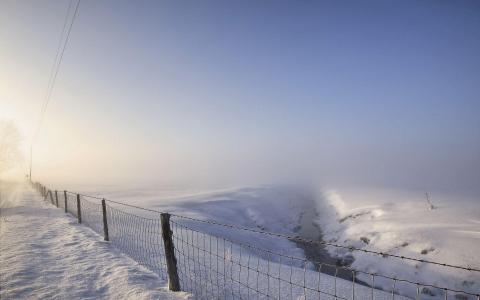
[1,0,479,193]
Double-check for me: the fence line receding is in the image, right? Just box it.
[31,182,480,300]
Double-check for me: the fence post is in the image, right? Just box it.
[76,194,82,223]
[101,199,109,241]
[160,213,180,291]
[55,190,59,207]
[49,190,54,204]
[64,191,68,213]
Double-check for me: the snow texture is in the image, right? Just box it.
[4,182,478,299]
[0,182,190,300]
[114,184,479,298]
[314,188,480,296]
[80,184,480,298]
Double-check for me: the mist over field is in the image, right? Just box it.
[1,1,479,198]
[1,1,479,298]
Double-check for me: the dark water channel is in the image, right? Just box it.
[292,207,358,282]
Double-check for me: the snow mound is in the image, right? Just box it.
[314,187,480,295]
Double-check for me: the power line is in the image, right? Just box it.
[30,0,81,179]
[37,0,74,131]
[33,0,81,142]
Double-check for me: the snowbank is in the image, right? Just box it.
[0,182,189,300]
[314,187,480,295]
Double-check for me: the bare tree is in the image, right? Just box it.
[0,120,22,177]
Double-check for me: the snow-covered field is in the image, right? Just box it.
[314,188,480,295]
[60,183,480,298]
[2,182,478,299]
[1,182,411,300]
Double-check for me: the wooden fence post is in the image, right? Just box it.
[101,199,109,241]
[49,190,54,204]
[64,191,68,213]
[160,213,180,291]
[55,190,59,207]
[76,194,82,223]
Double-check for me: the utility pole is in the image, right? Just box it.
[29,145,32,181]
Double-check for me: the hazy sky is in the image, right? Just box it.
[1,0,479,193]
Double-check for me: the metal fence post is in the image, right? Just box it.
[101,199,109,241]
[76,194,82,223]
[55,190,59,207]
[160,213,180,291]
[64,191,68,213]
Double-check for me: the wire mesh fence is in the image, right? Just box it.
[107,205,168,280]
[57,191,65,209]
[81,197,103,235]
[65,192,78,217]
[169,216,479,300]
[31,182,480,300]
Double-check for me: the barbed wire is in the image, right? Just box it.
[33,183,480,299]
[57,188,480,273]
[170,219,480,299]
